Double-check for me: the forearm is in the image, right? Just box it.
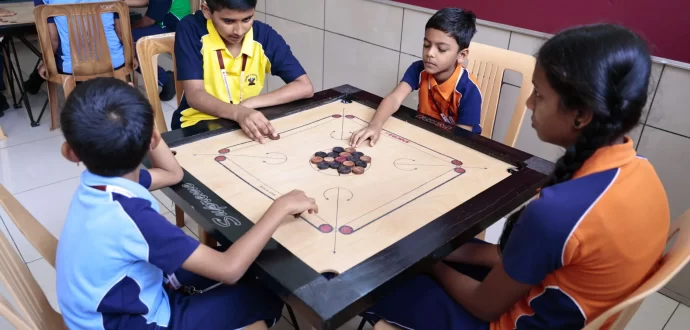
[369,95,403,128]
[444,242,501,268]
[186,88,242,121]
[219,206,284,283]
[431,263,493,321]
[242,75,314,109]
[131,15,156,29]
[123,0,149,7]
[147,138,183,190]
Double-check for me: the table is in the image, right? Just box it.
[0,1,143,128]
[0,1,41,126]
[156,85,553,330]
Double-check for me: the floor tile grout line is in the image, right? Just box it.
[0,132,62,150]
[662,303,681,330]
[11,175,81,196]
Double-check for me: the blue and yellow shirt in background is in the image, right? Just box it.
[174,11,306,128]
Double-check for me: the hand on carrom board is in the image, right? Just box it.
[349,125,382,148]
[0,8,16,17]
[232,105,277,144]
[271,190,319,219]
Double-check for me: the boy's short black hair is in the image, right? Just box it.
[206,0,257,12]
[61,78,154,177]
[425,8,477,50]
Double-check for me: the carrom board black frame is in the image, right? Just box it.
[153,85,554,330]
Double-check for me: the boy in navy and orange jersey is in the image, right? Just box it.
[350,8,482,148]
[173,0,314,142]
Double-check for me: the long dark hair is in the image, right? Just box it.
[498,24,652,252]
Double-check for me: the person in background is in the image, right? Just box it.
[126,0,191,101]
[24,0,128,94]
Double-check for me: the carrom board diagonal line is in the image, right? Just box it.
[344,168,457,227]
[215,160,325,230]
[352,115,456,163]
[222,116,338,150]
[349,170,462,234]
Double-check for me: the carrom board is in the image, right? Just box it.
[158,85,552,330]
[172,100,513,274]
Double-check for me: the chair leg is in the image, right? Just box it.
[199,228,216,247]
[174,205,185,228]
[357,317,367,330]
[286,304,300,330]
[47,81,60,130]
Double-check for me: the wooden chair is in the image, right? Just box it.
[466,42,536,147]
[190,0,202,13]
[0,185,58,268]
[34,1,137,130]
[371,208,690,330]
[0,190,66,329]
[136,33,216,247]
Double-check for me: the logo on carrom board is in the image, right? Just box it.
[181,183,241,227]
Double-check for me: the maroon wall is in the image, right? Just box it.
[393,0,690,63]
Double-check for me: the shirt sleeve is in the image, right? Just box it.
[174,17,204,81]
[263,26,307,83]
[401,60,424,90]
[457,75,482,133]
[138,169,152,189]
[144,0,173,22]
[117,197,200,274]
[501,199,568,285]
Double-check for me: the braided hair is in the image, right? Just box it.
[498,24,652,253]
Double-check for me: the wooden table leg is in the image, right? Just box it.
[174,204,185,228]
[199,228,217,247]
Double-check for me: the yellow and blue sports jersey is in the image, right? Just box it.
[401,60,482,134]
[173,11,306,129]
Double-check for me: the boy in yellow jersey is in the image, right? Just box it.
[173,0,314,143]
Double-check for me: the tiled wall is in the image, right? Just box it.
[257,0,690,226]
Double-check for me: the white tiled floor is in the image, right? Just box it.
[0,41,688,330]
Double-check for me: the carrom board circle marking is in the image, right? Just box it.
[319,224,334,233]
[332,114,342,118]
[219,148,230,154]
[454,167,466,174]
[451,159,463,166]
[215,156,227,162]
[339,225,354,235]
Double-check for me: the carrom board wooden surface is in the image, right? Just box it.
[0,2,34,27]
[172,100,513,274]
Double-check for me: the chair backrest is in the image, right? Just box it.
[583,208,690,330]
[136,32,184,132]
[0,191,67,329]
[466,42,536,147]
[0,185,58,268]
[34,1,135,81]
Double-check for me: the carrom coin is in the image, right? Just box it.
[338,166,352,174]
[343,161,355,167]
[360,155,372,163]
[324,157,335,162]
[345,147,356,153]
[335,156,347,163]
[268,133,280,140]
[317,162,329,170]
[315,151,328,158]
[352,166,365,175]
[311,156,324,164]
[339,152,352,157]
[333,146,345,153]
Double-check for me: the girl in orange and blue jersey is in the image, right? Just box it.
[363,23,670,330]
